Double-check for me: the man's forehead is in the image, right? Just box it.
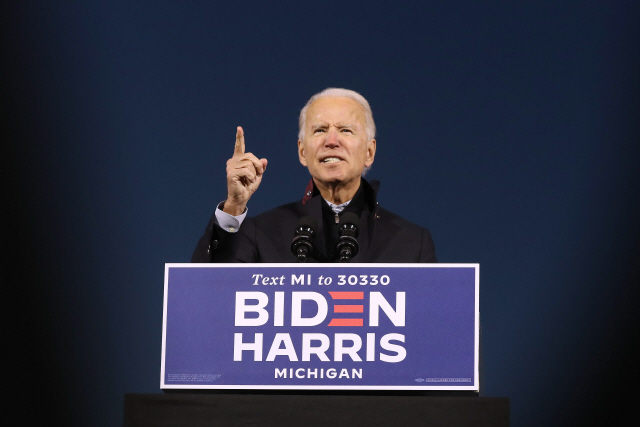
[310,121,359,130]
[306,96,366,124]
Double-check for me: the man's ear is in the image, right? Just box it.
[365,139,376,167]
[298,140,308,166]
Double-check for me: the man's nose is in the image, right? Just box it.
[325,127,340,147]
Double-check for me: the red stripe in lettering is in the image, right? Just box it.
[328,318,364,326]
[333,305,364,313]
[329,292,364,300]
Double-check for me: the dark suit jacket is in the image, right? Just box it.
[191,179,436,263]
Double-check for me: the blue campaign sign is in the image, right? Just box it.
[161,263,479,391]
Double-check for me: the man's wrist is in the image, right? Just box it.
[222,200,246,216]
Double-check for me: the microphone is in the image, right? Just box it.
[291,216,318,262]
[336,212,359,262]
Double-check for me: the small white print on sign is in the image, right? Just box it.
[167,374,222,382]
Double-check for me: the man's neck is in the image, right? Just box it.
[314,178,361,205]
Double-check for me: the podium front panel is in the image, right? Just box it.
[161,263,479,391]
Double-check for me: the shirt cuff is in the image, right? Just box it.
[215,202,248,233]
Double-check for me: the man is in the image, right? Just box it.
[192,88,436,263]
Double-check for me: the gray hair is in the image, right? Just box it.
[298,88,376,142]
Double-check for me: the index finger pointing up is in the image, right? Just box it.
[234,126,245,155]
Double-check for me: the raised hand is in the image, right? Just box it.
[223,126,268,215]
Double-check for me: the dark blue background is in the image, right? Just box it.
[4,1,639,426]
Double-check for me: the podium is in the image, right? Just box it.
[138,264,509,425]
[162,264,480,391]
[124,393,510,426]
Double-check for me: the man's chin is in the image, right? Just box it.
[314,171,344,182]
[312,174,359,189]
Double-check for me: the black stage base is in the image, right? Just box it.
[124,393,510,426]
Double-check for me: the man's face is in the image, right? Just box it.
[298,96,376,190]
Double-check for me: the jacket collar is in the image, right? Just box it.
[301,178,379,212]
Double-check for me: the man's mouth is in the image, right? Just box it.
[322,157,342,163]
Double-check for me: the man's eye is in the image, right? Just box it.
[341,129,353,133]
[314,129,325,133]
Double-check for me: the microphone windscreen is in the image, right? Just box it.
[296,216,318,234]
[340,212,359,228]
